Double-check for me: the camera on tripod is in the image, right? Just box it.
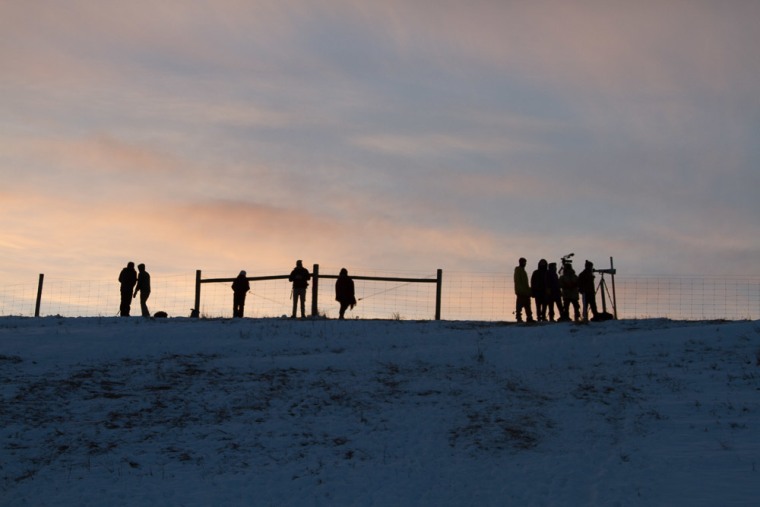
[559,253,574,274]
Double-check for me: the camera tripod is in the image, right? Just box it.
[595,257,618,319]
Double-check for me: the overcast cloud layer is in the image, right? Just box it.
[2,0,759,283]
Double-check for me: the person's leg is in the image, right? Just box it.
[141,292,150,317]
[581,293,589,321]
[121,290,131,316]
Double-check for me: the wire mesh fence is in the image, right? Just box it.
[1,270,759,321]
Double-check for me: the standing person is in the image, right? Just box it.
[335,268,357,320]
[531,259,549,322]
[133,263,151,318]
[288,260,311,318]
[578,260,599,322]
[560,263,580,322]
[118,262,137,317]
[546,262,563,322]
[513,258,534,323]
[231,270,250,318]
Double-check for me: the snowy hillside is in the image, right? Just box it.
[1,317,759,506]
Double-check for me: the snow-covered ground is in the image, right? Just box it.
[1,317,759,506]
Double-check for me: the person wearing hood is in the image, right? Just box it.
[335,268,357,319]
[231,270,250,318]
[531,259,549,322]
[578,260,599,322]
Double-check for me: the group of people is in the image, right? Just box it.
[119,259,356,319]
[514,257,599,323]
[118,262,151,317]
[231,260,357,319]
[119,258,602,322]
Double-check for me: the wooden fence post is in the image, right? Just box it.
[35,274,44,317]
[194,270,201,317]
[311,264,319,317]
[435,269,442,320]
[610,257,618,320]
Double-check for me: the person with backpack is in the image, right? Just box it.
[288,260,311,318]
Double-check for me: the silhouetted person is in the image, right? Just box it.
[335,268,356,319]
[513,258,534,323]
[133,263,151,318]
[288,260,310,318]
[531,259,549,322]
[231,270,250,318]
[118,262,137,317]
[546,262,562,322]
[578,260,599,321]
[560,263,580,322]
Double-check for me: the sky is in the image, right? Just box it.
[2,0,759,286]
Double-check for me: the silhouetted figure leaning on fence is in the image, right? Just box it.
[289,260,311,318]
[118,262,137,317]
[335,268,357,319]
[133,263,151,318]
[513,258,534,323]
[231,270,250,318]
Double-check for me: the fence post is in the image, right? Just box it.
[312,264,319,317]
[610,257,618,319]
[435,269,442,320]
[35,274,44,317]
[194,270,201,317]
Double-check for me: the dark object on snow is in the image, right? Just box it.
[592,312,615,322]
[190,308,200,318]
[153,311,168,318]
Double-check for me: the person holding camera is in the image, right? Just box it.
[578,260,599,321]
